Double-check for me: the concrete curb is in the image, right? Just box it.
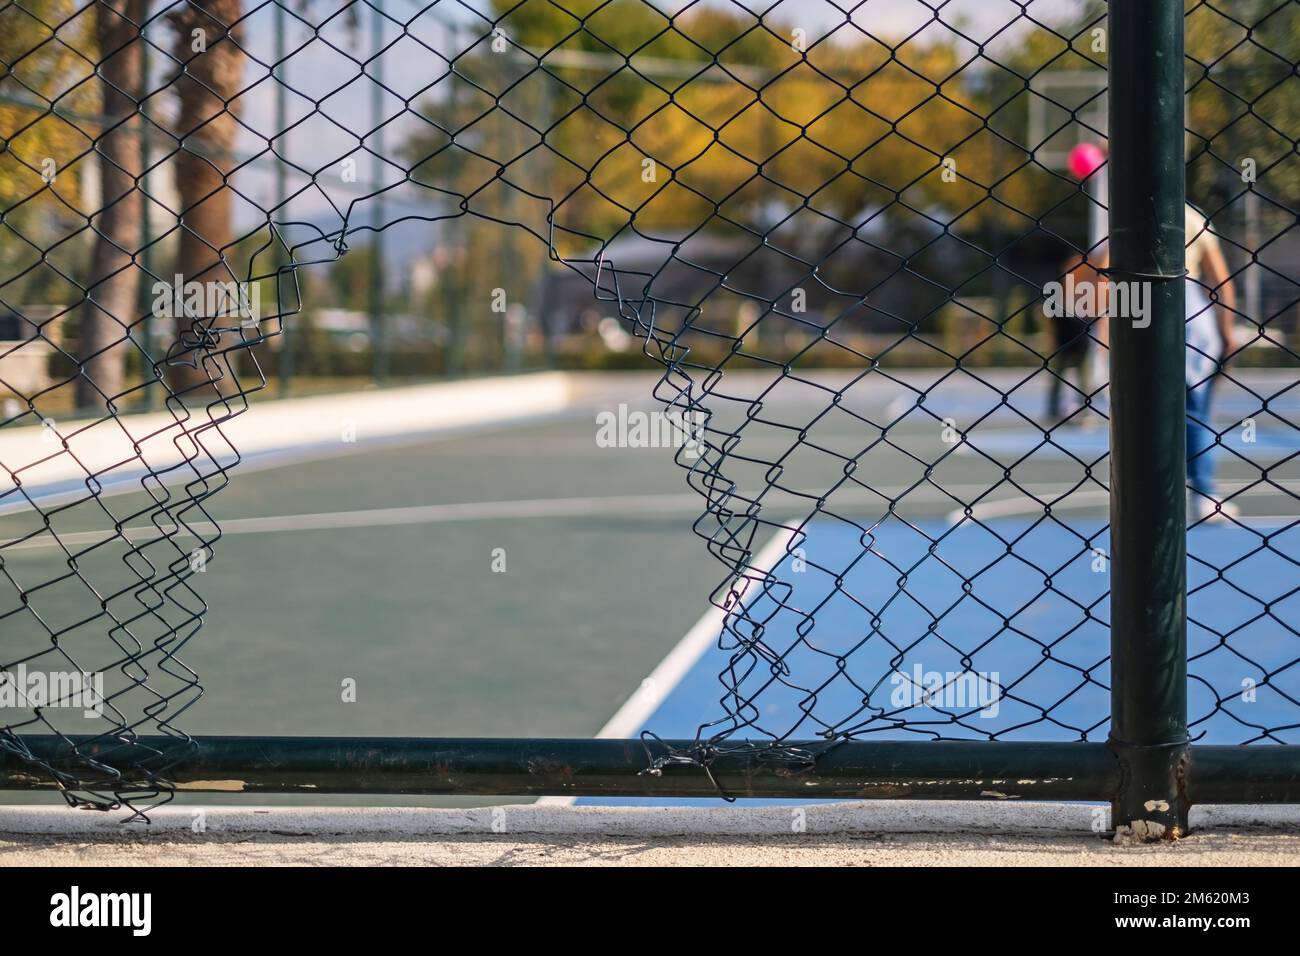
[0,371,578,507]
[2,802,1298,838]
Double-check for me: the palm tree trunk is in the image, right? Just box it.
[166,0,244,398]
[76,0,146,411]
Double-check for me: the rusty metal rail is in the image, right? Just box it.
[1,736,1297,803]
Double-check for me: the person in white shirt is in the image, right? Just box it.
[1181,205,1241,520]
[1062,204,1240,521]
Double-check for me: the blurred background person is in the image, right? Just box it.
[1067,203,1239,520]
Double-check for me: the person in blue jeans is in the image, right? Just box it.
[1181,205,1240,521]
[1066,203,1240,522]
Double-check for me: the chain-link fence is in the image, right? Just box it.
[0,0,1296,820]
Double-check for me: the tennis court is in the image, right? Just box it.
[0,374,711,793]
[6,366,1294,809]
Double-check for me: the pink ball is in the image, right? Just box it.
[1067,142,1106,180]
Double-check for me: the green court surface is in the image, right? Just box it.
[2,369,1294,806]
[182,407,715,743]
[1,374,719,805]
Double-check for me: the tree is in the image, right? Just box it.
[0,0,93,299]
[165,0,246,397]
[74,0,146,410]
[1186,0,1300,208]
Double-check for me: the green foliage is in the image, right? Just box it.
[1186,0,1300,208]
[403,1,1118,259]
[0,0,96,304]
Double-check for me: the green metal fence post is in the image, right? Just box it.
[1107,0,1190,839]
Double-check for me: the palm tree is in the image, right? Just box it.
[75,0,146,410]
[165,0,245,397]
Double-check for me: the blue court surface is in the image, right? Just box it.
[581,514,1300,806]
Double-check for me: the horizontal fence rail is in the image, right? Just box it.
[1,736,1298,804]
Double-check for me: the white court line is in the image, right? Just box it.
[12,480,1291,552]
[1,483,1080,551]
[0,493,707,551]
[535,526,797,807]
